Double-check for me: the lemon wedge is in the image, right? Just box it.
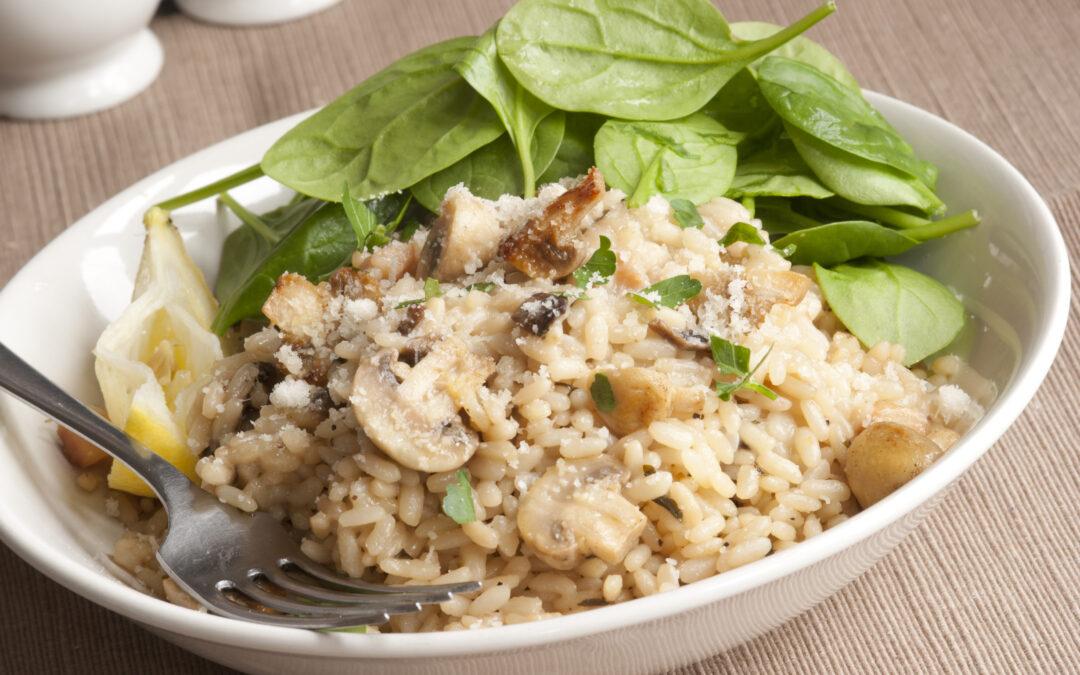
[94,208,223,497]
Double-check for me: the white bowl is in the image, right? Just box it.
[175,0,343,26]
[0,0,163,119]
[0,92,1068,674]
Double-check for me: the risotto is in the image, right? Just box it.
[80,169,990,632]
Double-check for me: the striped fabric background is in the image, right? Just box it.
[0,0,1076,671]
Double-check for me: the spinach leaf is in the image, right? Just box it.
[814,260,964,365]
[590,373,617,412]
[787,125,945,215]
[670,199,704,229]
[630,275,702,308]
[342,184,378,248]
[710,336,776,401]
[721,222,766,247]
[758,57,937,188]
[573,235,616,288]
[773,220,918,266]
[213,196,322,305]
[698,68,777,145]
[538,113,605,184]
[211,201,356,333]
[730,21,860,90]
[410,112,565,212]
[727,136,833,199]
[754,198,826,234]
[495,0,836,121]
[595,114,739,207]
[456,27,554,198]
[262,37,504,202]
[441,470,477,524]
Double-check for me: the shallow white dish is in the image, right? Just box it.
[176,0,343,27]
[0,92,1068,674]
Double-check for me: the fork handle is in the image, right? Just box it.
[0,341,193,506]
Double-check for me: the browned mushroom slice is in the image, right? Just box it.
[499,167,606,279]
[511,292,570,336]
[648,319,710,352]
[350,338,494,473]
[517,457,646,570]
[844,422,944,508]
[417,189,502,282]
[590,368,673,436]
[744,269,812,322]
[262,273,330,343]
[356,239,420,283]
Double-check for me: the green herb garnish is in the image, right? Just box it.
[573,236,616,288]
[590,373,617,412]
[721,222,766,247]
[441,469,477,524]
[710,336,777,401]
[467,282,497,292]
[669,198,704,229]
[629,275,702,309]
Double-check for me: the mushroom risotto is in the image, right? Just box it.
[61,0,998,633]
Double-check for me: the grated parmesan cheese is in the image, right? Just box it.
[270,377,314,409]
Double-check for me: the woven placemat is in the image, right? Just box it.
[1,1,1077,671]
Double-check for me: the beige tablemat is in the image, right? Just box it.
[1,0,1077,672]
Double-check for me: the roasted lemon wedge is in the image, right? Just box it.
[94,208,222,496]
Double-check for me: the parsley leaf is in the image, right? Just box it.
[720,222,766,247]
[467,281,497,292]
[441,469,477,524]
[342,184,378,249]
[573,235,617,288]
[590,373,617,412]
[629,275,702,308]
[709,336,778,401]
[669,198,704,229]
[424,277,442,299]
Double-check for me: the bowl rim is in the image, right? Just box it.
[0,91,1070,659]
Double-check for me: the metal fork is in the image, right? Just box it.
[0,342,479,629]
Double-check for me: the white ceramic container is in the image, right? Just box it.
[175,0,343,27]
[0,0,163,120]
[0,92,1068,674]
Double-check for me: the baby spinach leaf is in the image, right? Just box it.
[670,199,704,229]
[787,126,945,215]
[590,373,617,412]
[573,235,616,288]
[442,470,477,524]
[773,220,918,266]
[496,0,836,121]
[814,260,964,365]
[218,192,279,243]
[710,336,777,401]
[758,57,937,188]
[595,114,739,207]
[211,201,357,333]
[538,113,605,184]
[698,68,777,145]
[456,27,554,198]
[721,222,766,247]
[410,112,565,212]
[630,275,702,308]
[730,21,860,90]
[727,136,833,199]
[754,198,827,234]
[262,37,504,202]
[213,196,323,305]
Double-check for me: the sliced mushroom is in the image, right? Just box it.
[328,267,378,301]
[396,304,425,336]
[845,422,944,508]
[262,273,330,343]
[511,292,570,336]
[590,368,673,436]
[517,456,646,570]
[744,269,812,322]
[355,239,420,283]
[417,188,502,282]
[648,319,709,352]
[499,167,606,279]
[350,338,493,472]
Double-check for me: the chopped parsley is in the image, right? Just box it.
[720,222,766,247]
[669,198,704,229]
[573,235,617,288]
[652,495,683,520]
[709,335,777,401]
[441,469,477,524]
[590,373,617,412]
[629,275,702,308]
[467,281,497,293]
[395,277,442,308]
